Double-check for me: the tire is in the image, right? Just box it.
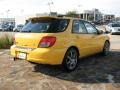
[111,33,114,35]
[62,48,79,71]
[13,57,18,61]
[28,61,37,64]
[102,41,110,56]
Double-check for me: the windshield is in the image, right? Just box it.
[112,23,120,27]
[21,18,70,33]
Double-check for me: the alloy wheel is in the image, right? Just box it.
[63,48,78,71]
[103,41,110,56]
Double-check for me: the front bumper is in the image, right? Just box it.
[111,32,120,35]
[10,45,66,65]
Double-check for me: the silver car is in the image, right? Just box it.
[106,23,120,34]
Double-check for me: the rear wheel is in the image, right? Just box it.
[13,57,18,61]
[62,48,79,71]
[102,41,110,56]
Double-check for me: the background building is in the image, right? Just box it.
[79,9,103,22]
[103,14,115,23]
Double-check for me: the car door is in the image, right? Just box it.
[83,21,103,55]
[72,20,94,57]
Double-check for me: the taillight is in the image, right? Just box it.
[39,36,56,48]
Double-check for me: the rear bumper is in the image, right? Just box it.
[11,45,66,65]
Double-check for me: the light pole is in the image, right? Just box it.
[78,5,82,18]
[6,10,10,18]
[94,10,96,22]
[101,10,105,24]
[48,2,53,16]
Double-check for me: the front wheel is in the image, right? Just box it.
[102,41,110,56]
[62,48,79,71]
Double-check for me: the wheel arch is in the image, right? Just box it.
[102,40,110,56]
[66,46,80,57]
[62,46,80,71]
[105,40,110,45]
[103,40,110,50]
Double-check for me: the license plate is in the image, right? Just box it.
[19,52,26,59]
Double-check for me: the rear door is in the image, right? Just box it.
[72,20,93,57]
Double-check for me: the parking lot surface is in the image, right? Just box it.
[0,35,120,90]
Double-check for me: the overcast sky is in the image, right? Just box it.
[0,0,120,18]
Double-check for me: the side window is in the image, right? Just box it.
[79,21,87,33]
[84,22,98,34]
[72,20,79,33]
[58,20,68,31]
[72,20,87,33]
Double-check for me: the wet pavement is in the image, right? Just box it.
[0,35,120,90]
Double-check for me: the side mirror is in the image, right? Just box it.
[105,30,111,34]
[98,30,104,34]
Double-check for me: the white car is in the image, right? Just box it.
[106,23,120,34]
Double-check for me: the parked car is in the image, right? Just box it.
[0,28,2,31]
[11,16,110,71]
[105,23,120,34]
[13,24,24,32]
[2,25,14,32]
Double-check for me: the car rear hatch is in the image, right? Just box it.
[14,17,70,49]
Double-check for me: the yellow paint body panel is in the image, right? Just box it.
[10,16,110,65]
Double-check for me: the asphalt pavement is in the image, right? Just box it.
[0,35,120,90]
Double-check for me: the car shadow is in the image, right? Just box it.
[33,50,120,83]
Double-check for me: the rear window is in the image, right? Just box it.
[21,18,70,33]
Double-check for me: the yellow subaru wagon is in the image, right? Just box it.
[11,16,110,71]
